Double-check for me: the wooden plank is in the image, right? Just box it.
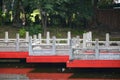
[0,52,28,58]
[27,56,69,63]
[67,60,120,68]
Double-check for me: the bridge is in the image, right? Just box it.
[0,31,120,68]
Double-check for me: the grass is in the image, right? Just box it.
[47,27,86,38]
[0,25,120,41]
[0,26,86,38]
[0,26,20,38]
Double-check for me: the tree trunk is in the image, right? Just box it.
[44,13,47,36]
[12,0,21,27]
[92,0,98,28]
[41,11,47,36]
[19,0,26,26]
[67,15,72,28]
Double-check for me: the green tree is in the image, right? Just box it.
[0,0,2,11]
[98,0,114,8]
[0,0,2,25]
[1,0,116,35]
[12,0,21,27]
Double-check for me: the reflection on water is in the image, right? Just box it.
[0,63,120,80]
[0,68,72,80]
[0,73,72,80]
[0,74,29,80]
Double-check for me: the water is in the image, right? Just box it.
[0,60,120,80]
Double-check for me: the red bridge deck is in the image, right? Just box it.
[26,56,69,63]
[0,51,120,68]
[0,52,28,58]
[67,60,120,68]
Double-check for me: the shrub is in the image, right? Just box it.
[19,28,26,37]
[27,25,42,36]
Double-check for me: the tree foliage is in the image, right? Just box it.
[98,0,114,8]
[0,0,116,35]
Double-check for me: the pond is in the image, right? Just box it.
[0,61,120,80]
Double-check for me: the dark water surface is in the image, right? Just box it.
[0,59,120,80]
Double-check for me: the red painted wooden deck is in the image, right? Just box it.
[0,52,28,58]
[0,51,120,68]
[67,60,120,68]
[26,55,69,63]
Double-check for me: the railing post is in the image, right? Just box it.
[76,36,80,46]
[88,31,92,46]
[72,37,76,48]
[5,31,8,42]
[52,36,56,55]
[16,33,20,51]
[38,33,42,44]
[25,32,29,42]
[83,33,86,48]
[67,31,71,45]
[46,32,50,44]
[33,35,37,43]
[29,36,33,55]
[105,33,110,47]
[89,31,92,41]
[95,39,99,59]
[69,39,73,60]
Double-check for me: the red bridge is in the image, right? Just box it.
[0,31,120,68]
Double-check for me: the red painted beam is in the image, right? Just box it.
[27,56,69,63]
[67,60,120,68]
[0,52,28,58]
